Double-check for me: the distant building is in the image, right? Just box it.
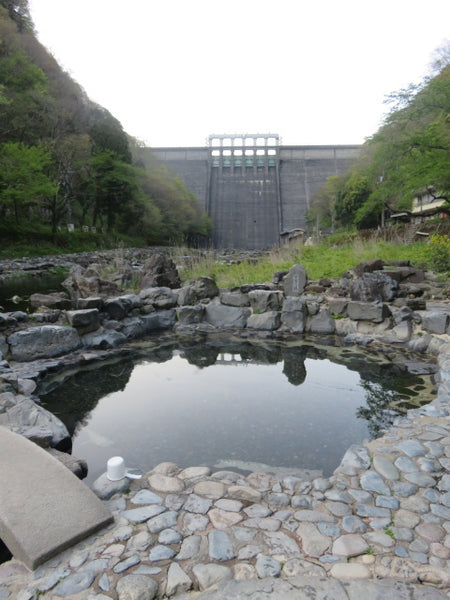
[411,190,447,223]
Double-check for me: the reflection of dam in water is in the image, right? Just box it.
[39,335,435,485]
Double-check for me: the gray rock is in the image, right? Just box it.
[283,264,308,296]
[376,495,399,509]
[8,326,81,361]
[147,510,178,533]
[394,456,419,473]
[396,439,426,457]
[141,309,176,332]
[404,472,436,487]
[65,309,100,334]
[296,522,331,557]
[149,544,176,561]
[280,297,307,332]
[360,470,390,495]
[248,290,283,312]
[166,563,193,597]
[332,534,369,557]
[178,277,219,305]
[121,505,166,523]
[355,504,390,518]
[176,305,204,324]
[192,563,233,591]
[220,290,250,307]
[104,294,141,320]
[255,555,281,578]
[373,455,399,480]
[205,304,250,328]
[390,481,419,497]
[342,516,367,533]
[208,530,235,561]
[81,328,126,349]
[336,445,371,475]
[91,472,131,500]
[349,272,398,302]
[52,571,96,596]
[176,535,202,560]
[116,574,158,600]
[247,311,281,330]
[131,489,163,505]
[113,554,141,573]
[306,309,335,334]
[158,528,182,544]
[139,286,178,309]
[183,493,212,514]
[422,311,449,334]
[347,301,390,322]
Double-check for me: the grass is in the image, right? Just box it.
[174,239,433,287]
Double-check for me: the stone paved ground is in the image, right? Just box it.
[0,376,448,599]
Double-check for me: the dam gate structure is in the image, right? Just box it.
[149,134,361,249]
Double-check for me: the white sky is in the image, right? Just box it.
[28,0,449,148]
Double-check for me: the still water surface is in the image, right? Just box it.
[40,336,435,484]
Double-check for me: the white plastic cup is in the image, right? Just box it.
[107,456,126,481]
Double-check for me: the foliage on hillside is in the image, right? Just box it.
[0,1,212,249]
[309,45,450,231]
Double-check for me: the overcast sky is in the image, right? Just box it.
[28,0,449,148]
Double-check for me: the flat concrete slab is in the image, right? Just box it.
[0,426,112,569]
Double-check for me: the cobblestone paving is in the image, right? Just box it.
[0,340,449,599]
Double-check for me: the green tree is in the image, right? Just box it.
[0,141,56,223]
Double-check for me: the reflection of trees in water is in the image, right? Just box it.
[41,359,135,436]
[356,379,402,438]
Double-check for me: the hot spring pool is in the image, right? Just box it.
[39,335,436,484]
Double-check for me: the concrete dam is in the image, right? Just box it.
[149,134,361,249]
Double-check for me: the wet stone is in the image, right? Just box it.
[395,545,409,558]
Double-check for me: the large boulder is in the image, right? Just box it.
[247,311,281,331]
[421,311,449,335]
[140,287,178,310]
[353,258,384,277]
[103,294,141,320]
[178,277,219,306]
[248,290,283,313]
[138,253,180,289]
[29,292,71,310]
[176,305,205,324]
[349,272,399,302]
[66,309,100,334]
[205,304,250,328]
[7,325,81,361]
[220,289,250,307]
[281,297,308,333]
[347,301,391,323]
[283,264,308,296]
[306,309,336,334]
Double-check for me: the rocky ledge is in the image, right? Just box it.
[0,256,449,598]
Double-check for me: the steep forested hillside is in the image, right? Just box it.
[0,0,212,251]
[309,48,450,231]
